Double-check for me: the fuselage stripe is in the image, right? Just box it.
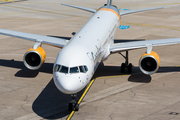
[98,8,121,20]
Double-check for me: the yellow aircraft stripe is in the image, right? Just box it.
[99,8,121,20]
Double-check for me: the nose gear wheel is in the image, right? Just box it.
[69,94,79,111]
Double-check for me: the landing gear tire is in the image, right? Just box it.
[75,104,79,111]
[120,51,133,74]
[121,63,132,74]
[128,63,132,74]
[68,103,73,111]
[68,103,79,111]
[121,63,125,73]
[68,94,79,111]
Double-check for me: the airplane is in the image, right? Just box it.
[0,0,180,111]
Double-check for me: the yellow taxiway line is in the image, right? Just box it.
[0,0,13,1]
[67,79,96,120]
[67,111,75,120]
[78,79,95,104]
[67,73,131,120]
[0,4,88,18]
[67,64,180,119]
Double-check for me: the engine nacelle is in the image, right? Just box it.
[23,47,46,70]
[139,51,160,75]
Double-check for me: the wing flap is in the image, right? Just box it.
[110,38,180,53]
[0,29,68,48]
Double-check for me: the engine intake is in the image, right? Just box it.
[23,47,46,70]
[139,51,160,75]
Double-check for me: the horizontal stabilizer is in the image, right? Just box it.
[120,7,164,16]
[61,3,96,13]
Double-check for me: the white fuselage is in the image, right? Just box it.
[53,6,120,94]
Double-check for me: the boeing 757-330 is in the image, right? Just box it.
[0,0,179,111]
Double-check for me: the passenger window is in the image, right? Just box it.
[84,66,88,72]
[79,66,85,73]
[59,66,68,73]
[54,64,61,72]
[70,67,79,73]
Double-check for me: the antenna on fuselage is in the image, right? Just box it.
[107,0,112,7]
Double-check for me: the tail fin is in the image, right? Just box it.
[107,0,112,7]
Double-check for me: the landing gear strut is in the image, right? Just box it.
[68,94,79,111]
[119,51,132,74]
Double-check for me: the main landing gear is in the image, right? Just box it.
[68,94,79,111]
[119,51,132,74]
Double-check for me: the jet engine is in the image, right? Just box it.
[139,51,160,75]
[23,47,46,70]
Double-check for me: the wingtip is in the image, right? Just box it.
[61,3,66,6]
[155,7,164,9]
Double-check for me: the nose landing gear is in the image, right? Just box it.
[120,51,132,74]
[69,94,79,111]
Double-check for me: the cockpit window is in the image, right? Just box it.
[84,66,88,72]
[79,66,85,73]
[59,66,68,73]
[54,64,61,72]
[54,64,88,74]
[70,67,79,73]
[79,65,88,73]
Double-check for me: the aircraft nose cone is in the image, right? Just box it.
[54,76,80,94]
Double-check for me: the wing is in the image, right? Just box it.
[0,29,68,48]
[120,7,164,16]
[61,3,97,13]
[110,38,180,53]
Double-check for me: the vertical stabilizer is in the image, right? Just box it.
[107,0,112,7]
